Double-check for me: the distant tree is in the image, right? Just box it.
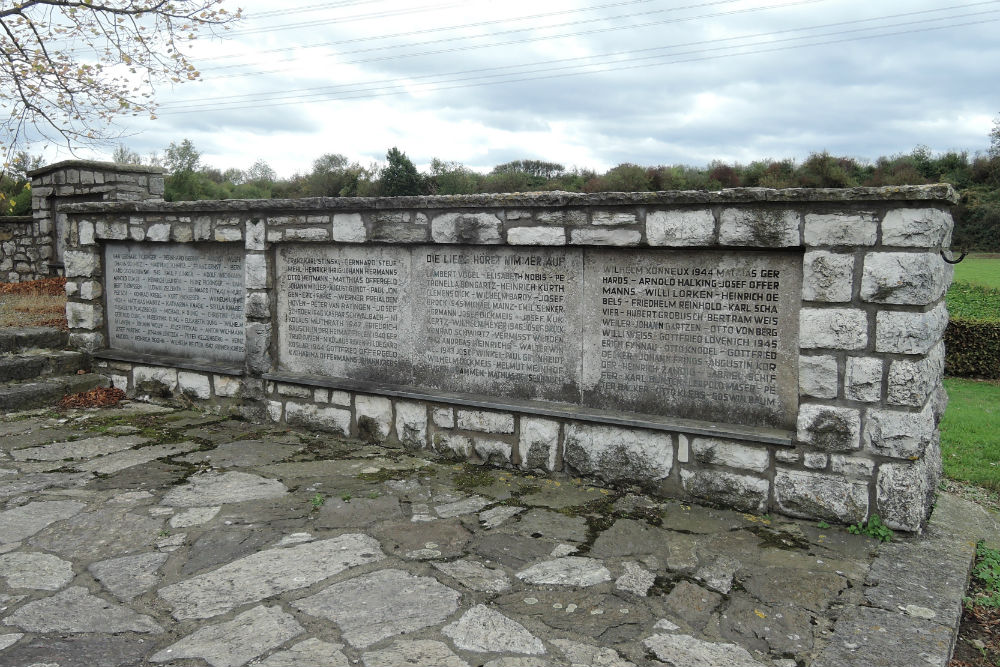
[164,139,201,174]
[381,147,423,197]
[112,145,143,165]
[429,158,481,195]
[990,114,1000,159]
[246,160,277,184]
[598,163,652,192]
[492,160,565,180]
[0,1,240,163]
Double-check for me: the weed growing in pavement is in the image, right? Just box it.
[847,514,894,542]
[310,492,326,509]
[966,541,1000,609]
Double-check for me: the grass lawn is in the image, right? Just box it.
[953,254,1000,290]
[941,377,1000,492]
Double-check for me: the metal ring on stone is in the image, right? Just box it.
[940,247,967,264]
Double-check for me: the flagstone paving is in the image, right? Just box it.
[0,402,993,666]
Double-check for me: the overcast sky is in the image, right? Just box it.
[55,0,1000,176]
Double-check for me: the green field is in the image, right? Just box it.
[941,378,1000,491]
[953,254,1000,290]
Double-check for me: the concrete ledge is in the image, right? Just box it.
[94,349,243,377]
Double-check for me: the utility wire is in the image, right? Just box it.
[156,15,999,115]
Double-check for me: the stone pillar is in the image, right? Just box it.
[28,160,166,274]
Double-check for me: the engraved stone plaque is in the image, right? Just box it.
[105,243,245,363]
[276,244,801,429]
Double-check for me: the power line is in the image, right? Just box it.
[156,14,999,115]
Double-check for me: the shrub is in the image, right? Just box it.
[945,318,1000,380]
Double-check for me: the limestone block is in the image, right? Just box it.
[395,401,428,449]
[830,455,875,478]
[876,447,938,531]
[863,404,935,460]
[178,372,212,400]
[246,322,272,374]
[64,281,78,297]
[214,226,242,242]
[172,224,193,242]
[432,407,455,428]
[774,469,869,523]
[267,401,283,422]
[246,292,270,319]
[646,209,715,246]
[332,213,366,242]
[861,252,951,305]
[799,308,867,350]
[569,228,641,246]
[875,302,948,355]
[194,216,212,241]
[796,404,861,452]
[78,220,95,245]
[930,382,949,424]
[457,410,514,434]
[506,226,566,245]
[593,211,637,226]
[66,302,103,329]
[887,341,945,407]
[435,433,472,458]
[519,417,559,471]
[111,374,130,391]
[314,389,329,403]
[804,452,829,469]
[245,219,265,250]
[775,448,799,464]
[802,251,854,302]
[330,390,351,406]
[68,331,104,352]
[431,212,502,244]
[356,395,392,441]
[96,220,127,240]
[881,208,952,247]
[370,222,428,243]
[538,210,588,225]
[285,402,350,435]
[803,212,877,246]
[146,223,170,242]
[473,438,512,466]
[134,366,178,394]
[129,225,145,241]
[844,357,883,403]
[799,355,838,399]
[284,227,330,241]
[214,375,241,398]
[64,250,98,277]
[277,383,312,399]
[680,469,769,514]
[563,424,672,483]
[690,437,769,473]
[245,253,267,290]
[719,208,799,246]
[79,281,102,300]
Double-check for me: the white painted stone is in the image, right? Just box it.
[146,223,170,242]
[330,390,352,406]
[332,212,367,242]
[285,402,351,435]
[691,438,769,473]
[293,568,461,648]
[12,434,146,461]
[863,404,935,459]
[516,557,611,586]
[803,212,877,246]
[799,354,838,399]
[643,633,766,667]
[774,469,869,523]
[647,209,715,246]
[519,417,559,471]
[444,605,545,655]
[719,208,799,246]
[881,208,951,247]
[432,212,503,243]
[395,401,428,448]
[457,409,515,433]
[0,552,74,590]
[569,228,641,246]
[507,226,566,245]
[356,394,393,440]
[178,372,212,399]
[245,218,265,250]
[875,302,948,355]
[267,400,283,422]
[89,551,168,601]
[861,252,951,305]
[133,365,178,392]
[844,357,883,403]
[474,438,513,465]
[616,561,656,596]
[66,302,102,329]
[161,471,288,507]
[6,586,163,633]
[214,226,242,242]
[436,433,473,457]
[169,506,221,528]
[677,434,690,463]
[796,404,861,452]
[261,639,349,667]
[479,505,524,529]
[564,424,672,483]
[151,605,303,667]
[799,308,867,350]
[802,251,854,302]
[433,407,455,428]
[436,495,490,518]
[433,559,511,593]
[365,641,470,667]
[214,375,241,397]
[159,534,385,619]
[78,220,95,245]
[0,500,85,544]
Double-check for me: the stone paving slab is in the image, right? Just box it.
[0,402,992,667]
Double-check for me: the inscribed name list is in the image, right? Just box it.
[105,243,245,363]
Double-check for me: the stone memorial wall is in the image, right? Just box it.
[45,161,957,531]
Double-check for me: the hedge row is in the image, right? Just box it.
[945,318,1000,380]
